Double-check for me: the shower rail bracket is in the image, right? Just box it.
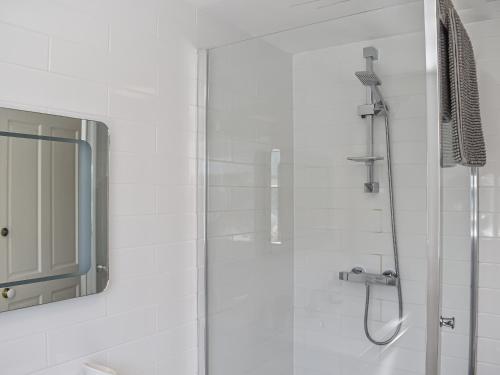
[358,104,376,117]
[358,103,385,118]
[339,268,399,287]
[364,182,379,194]
[347,156,384,193]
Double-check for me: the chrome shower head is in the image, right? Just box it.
[355,71,382,87]
[355,70,388,113]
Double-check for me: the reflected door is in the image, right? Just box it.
[0,110,81,309]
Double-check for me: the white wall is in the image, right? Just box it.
[0,1,498,374]
[205,39,295,375]
[293,31,428,375]
[0,0,199,374]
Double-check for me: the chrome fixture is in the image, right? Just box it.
[440,316,456,330]
[347,46,388,193]
[351,266,365,274]
[341,46,403,346]
[339,267,398,286]
[355,70,381,86]
[96,265,109,273]
[469,167,480,374]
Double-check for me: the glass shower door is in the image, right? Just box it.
[203,2,430,375]
[205,40,295,375]
[436,0,500,373]
[440,165,472,375]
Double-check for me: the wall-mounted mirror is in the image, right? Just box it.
[0,107,109,312]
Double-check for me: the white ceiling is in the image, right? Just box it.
[197,0,416,36]
[263,1,424,53]
[191,0,500,51]
[193,0,419,49]
[456,0,500,23]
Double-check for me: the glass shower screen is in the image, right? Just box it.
[202,2,429,374]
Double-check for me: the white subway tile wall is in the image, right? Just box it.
[0,0,199,374]
[440,17,500,375]
[293,31,428,375]
[0,1,498,374]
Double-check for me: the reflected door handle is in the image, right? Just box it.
[96,265,108,273]
[1,288,15,300]
[1,228,8,237]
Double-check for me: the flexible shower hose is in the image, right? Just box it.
[363,113,404,346]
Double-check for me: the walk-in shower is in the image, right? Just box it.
[199,1,500,374]
[341,46,403,346]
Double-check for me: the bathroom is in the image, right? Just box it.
[0,0,497,374]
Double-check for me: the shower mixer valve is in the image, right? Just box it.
[339,267,399,287]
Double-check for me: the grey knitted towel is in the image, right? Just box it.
[439,0,486,167]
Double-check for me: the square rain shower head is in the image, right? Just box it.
[355,71,382,86]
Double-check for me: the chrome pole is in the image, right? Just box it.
[363,51,378,193]
[469,166,479,375]
[424,0,442,373]
[422,1,479,372]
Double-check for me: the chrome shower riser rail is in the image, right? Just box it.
[343,47,403,346]
[347,47,385,194]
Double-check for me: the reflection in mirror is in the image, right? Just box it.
[0,107,109,313]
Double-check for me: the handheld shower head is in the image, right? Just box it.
[355,70,388,112]
[355,71,382,87]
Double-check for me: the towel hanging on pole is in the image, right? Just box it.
[439,0,486,167]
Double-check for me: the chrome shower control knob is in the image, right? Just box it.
[382,270,397,278]
[1,288,15,300]
[351,267,365,274]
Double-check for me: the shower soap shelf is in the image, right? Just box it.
[347,156,384,163]
[339,269,398,287]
